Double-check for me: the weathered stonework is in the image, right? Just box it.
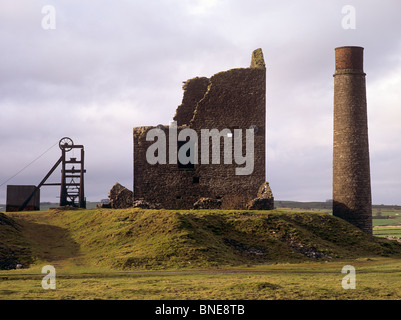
[173,77,210,127]
[333,46,372,234]
[193,197,222,210]
[108,182,133,209]
[133,49,273,210]
[132,199,161,209]
[247,181,274,210]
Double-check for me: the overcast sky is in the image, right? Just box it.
[1,0,401,205]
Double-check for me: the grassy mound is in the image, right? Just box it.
[0,212,33,269]
[2,209,401,270]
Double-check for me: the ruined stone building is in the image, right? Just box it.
[133,49,274,210]
[333,46,372,234]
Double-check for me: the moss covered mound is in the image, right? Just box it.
[2,209,401,270]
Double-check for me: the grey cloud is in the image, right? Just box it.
[1,0,401,205]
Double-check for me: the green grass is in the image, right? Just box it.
[0,212,34,270]
[5,208,401,270]
[374,226,401,238]
[2,258,401,300]
[2,208,401,300]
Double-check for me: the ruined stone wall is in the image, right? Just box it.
[333,46,372,234]
[134,125,213,209]
[133,49,272,210]
[173,77,210,127]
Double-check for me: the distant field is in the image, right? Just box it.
[374,226,401,238]
[38,202,101,210]
[372,204,401,240]
[2,200,400,215]
[0,202,101,211]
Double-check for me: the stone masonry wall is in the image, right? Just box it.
[133,49,273,210]
[173,77,210,127]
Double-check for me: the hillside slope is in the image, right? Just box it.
[2,209,401,270]
[0,212,33,269]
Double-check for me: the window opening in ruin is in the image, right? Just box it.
[193,176,200,184]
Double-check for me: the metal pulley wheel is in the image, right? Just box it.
[59,137,74,152]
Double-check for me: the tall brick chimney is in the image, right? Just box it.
[333,46,372,234]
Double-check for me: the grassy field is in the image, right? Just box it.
[2,258,401,300]
[372,207,401,238]
[1,207,401,300]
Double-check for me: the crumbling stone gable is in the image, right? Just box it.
[173,77,210,126]
[133,49,273,210]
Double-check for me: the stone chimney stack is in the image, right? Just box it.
[333,46,372,234]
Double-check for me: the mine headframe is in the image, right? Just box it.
[18,137,86,211]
